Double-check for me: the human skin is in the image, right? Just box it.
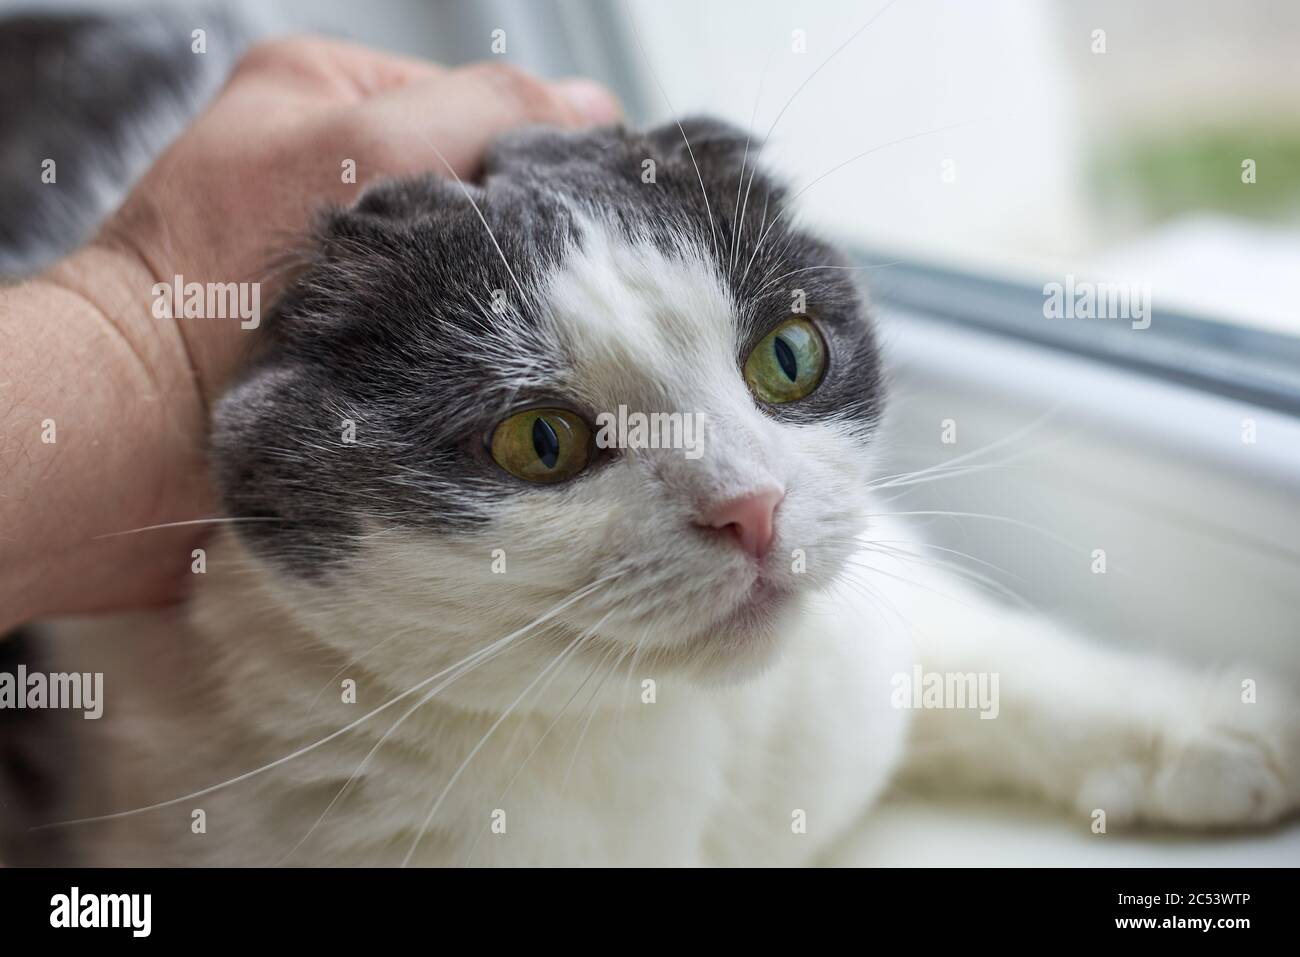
[0,37,620,633]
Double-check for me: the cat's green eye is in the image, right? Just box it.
[743,317,827,404]
[490,408,592,484]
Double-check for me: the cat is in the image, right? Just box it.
[8,116,1298,867]
[1,7,1297,866]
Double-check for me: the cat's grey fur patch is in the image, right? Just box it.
[0,6,254,277]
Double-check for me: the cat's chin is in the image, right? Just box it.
[668,584,807,685]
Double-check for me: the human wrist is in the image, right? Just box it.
[0,246,210,626]
[43,238,201,408]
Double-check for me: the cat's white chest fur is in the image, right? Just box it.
[386,590,914,867]
[218,546,912,867]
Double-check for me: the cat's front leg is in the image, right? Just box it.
[884,574,1300,829]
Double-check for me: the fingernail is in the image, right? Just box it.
[555,78,621,124]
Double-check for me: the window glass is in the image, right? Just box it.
[622,0,1300,337]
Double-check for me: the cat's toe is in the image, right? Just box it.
[1147,732,1291,826]
[1144,687,1300,828]
[1074,679,1300,830]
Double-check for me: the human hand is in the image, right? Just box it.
[1,37,620,630]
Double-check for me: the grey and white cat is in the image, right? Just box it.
[3,15,1298,867]
[15,117,1298,867]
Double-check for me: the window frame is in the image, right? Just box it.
[855,249,1300,418]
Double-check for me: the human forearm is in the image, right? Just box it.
[0,244,211,631]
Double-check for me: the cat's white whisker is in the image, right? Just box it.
[91,516,282,539]
[860,541,1032,610]
[32,573,621,832]
[835,536,1026,586]
[734,0,906,291]
[866,509,1083,554]
[557,639,627,794]
[537,640,630,861]
[399,615,606,867]
[758,0,904,148]
[729,46,776,280]
[622,0,723,265]
[741,120,978,289]
[751,262,900,302]
[305,624,425,717]
[824,573,913,640]
[280,602,602,865]
[866,404,1067,493]
[462,609,619,866]
[412,129,529,308]
[841,556,982,608]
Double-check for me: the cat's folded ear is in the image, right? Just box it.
[341,174,482,223]
[481,116,759,180]
[642,115,760,166]
[305,173,482,265]
[483,123,625,177]
[259,174,479,339]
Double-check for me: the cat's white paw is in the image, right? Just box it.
[1078,676,1300,829]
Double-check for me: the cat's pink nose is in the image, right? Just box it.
[697,488,784,560]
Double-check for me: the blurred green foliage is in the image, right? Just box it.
[1089,125,1300,224]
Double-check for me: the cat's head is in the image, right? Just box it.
[211,118,884,690]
